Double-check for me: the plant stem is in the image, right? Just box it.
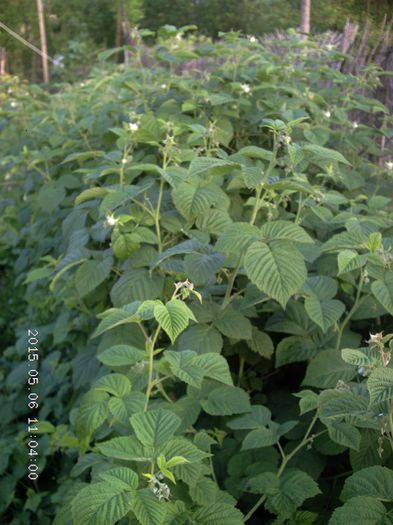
[295,192,303,224]
[154,178,165,254]
[244,414,319,522]
[144,325,161,412]
[335,271,365,351]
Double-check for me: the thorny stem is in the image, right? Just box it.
[335,271,366,352]
[244,414,321,522]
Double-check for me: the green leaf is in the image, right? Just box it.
[276,336,318,367]
[96,436,148,462]
[371,273,393,315]
[338,250,367,275]
[326,420,361,450]
[215,223,260,254]
[201,385,250,416]
[98,345,146,367]
[93,373,132,397]
[192,503,244,525]
[227,405,271,429]
[260,221,313,244]
[92,309,137,338]
[131,488,167,525]
[172,181,220,220]
[302,349,357,388]
[110,269,164,307]
[244,240,307,308]
[112,233,140,260]
[75,391,109,439]
[196,209,233,236]
[341,347,379,367]
[184,251,224,285]
[165,350,205,388]
[193,353,233,385]
[176,325,223,355]
[342,466,393,502]
[238,145,273,161]
[329,496,392,525]
[303,144,350,165]
[318,390,368,419]
[130,409,181,449]
[304,297,345,333]
[265,469,321,519]
[294,390,319,415]
[75,187,109,205]
[189,157,239,177]
[247,328,274,359]
[367,368,393,406]
[71,482,132,525]
[241,427,278,449]
[154,300,196,343]
[214,305,253,340]
[99,467,139,491]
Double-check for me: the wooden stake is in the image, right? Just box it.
[300,0,311,35]
[37,0,49,82]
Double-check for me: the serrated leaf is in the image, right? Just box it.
[241,427,278,449]
[131,488,167,525]
[71,482,132,525]
[98,345,146,367]
[304,297,345,332]
[110,269,164,307]
[326,420,361,450]
[193,353,233,385]
[189,157,239,177]
[192,503,244,525]
[215,223,260,254]
[371,273,393,315]
[99,467,139,491]
[75,257,113,297]
[195,209,233,236]
[338,250,367,275]
[329,496,392,525]
[92,309,137,338]
[172,181,219,220]
[75,187,109,205]
[93,373,131,397]
[227,405,271,429]
[165,350,205,388]
[260,220,313,244]
[96,436,148,462]
[244,240,307,308]
[367,368,393,406]
[176,325,223,354]
[247,328,274,358]
[201,385,250,416]
[303,144,350,165]
[214,305,253,340]
[342,466,393,502]
[130,409,181,449]
[265,469,321,519]
[154,300,196,343]
[303,349,357,388]
[276,336,318,367]
[76,391,109,439]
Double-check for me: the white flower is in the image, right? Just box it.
[175,33,182,41]
[121,158,127,164]
[385,160,393,171]
[128,122,139,132]
[80,82,85,87]
[326,44,334,51]
[10,101,17,108]
[351,121,359,129]
[249,36,257,43]
[241,83,251,94]
[323,110,331,118]
[105,214,118,227]
[160,83,167,89]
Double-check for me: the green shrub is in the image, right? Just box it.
[1,32,393,524]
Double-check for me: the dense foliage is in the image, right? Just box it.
[1,32,393,524]
[1,0,393,79]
